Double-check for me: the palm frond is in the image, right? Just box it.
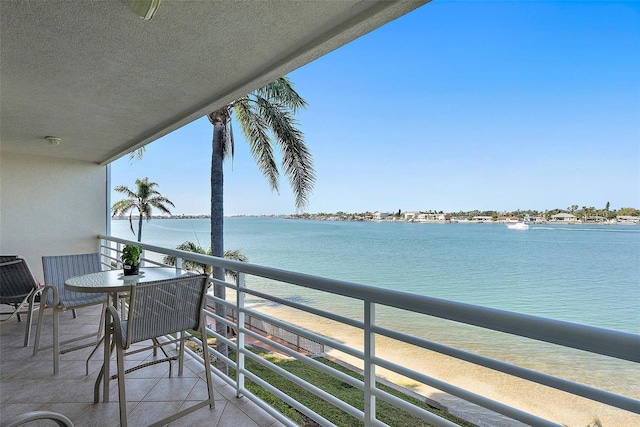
[223,249,248,262]
[234,101,280,192]
[113,185,138,199]
[128,147,146,161]
[163,242,248,280]
[127,211,136,236]
[111,199,136,216]
[149,196,175,216]
[254,95,315,209]
[256,76,307,113]
[222,249,248,281]
[280,135,315,210]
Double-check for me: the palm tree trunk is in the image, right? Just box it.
[210,115,228,374]
[137,213,143,242]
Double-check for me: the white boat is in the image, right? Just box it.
[507,221,529,230]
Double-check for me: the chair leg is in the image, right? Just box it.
[32,301,47,356]
[115,336,128,427]
[53,307,60,374]
[200,323,215,408]
[96,302,106,338]
[22,293,37,346]
[178,331,184,376]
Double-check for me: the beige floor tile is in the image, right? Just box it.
[216,402,263,427]
[168,400,225,426]
[1,305,280,427]
[126,400,184,426]
[237,399,281,427]
[142,376,199,402]
[113,377,160,401]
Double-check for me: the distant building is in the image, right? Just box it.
[616,215,640,224]
[373,211,391,221]
[550,213,580,223]
[449,216,470,223]
[416,213,447,222]
[472,216,493,223]
[584,216,608,223]
[404,211,418,222]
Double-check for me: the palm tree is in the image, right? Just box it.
[163,241,248,282]
[111,177,175,242]
[207,76,314,371]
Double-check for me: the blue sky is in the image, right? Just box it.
[110,1,640,216]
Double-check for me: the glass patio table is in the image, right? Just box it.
[64,267,189,402]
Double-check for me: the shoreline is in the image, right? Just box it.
[250,302,640,427]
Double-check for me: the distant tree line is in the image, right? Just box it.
[292,202,639,221]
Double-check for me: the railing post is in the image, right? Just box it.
[116,242,122,268]
[236,272,246,398]
[99,237,105,266]
[364,300,376,426]
[175,257,182,273]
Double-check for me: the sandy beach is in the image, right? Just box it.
[250,302,640,427]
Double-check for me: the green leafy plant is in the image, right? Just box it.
[121,244,142,266]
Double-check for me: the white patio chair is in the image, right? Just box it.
[103,273,215,427]
[33,253,108,374]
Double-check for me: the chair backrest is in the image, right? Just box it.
[125,274,210,349]
[0,255,18,263]
[0,258,38,304]
[42,253,103,306]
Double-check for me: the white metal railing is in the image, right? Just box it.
[99,234,640,427]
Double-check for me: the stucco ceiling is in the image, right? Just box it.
[0,0,428,165]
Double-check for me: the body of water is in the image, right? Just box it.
[111,217,640,425]
[112,217,639,332]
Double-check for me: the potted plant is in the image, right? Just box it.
[121,244,142,276]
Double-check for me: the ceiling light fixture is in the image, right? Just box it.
[45,136,61,146]
[127,0,161,21]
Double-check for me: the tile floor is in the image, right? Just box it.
[0,305,284,427]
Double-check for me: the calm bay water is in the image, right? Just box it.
[111,217,640,416]
[112,217,639,333]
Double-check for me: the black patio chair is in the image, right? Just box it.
[0,257,40,346]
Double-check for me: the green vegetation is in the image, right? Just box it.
[111,177,175,242]
[163,240,247,281]
[226,348,476,427]
[120,244,142,266]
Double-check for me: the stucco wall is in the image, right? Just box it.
[0,152,106,281]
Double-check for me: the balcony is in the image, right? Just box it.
[1,304,281,427]
[2,235,638,427]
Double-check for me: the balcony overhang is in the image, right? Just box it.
[0,1,428,165]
